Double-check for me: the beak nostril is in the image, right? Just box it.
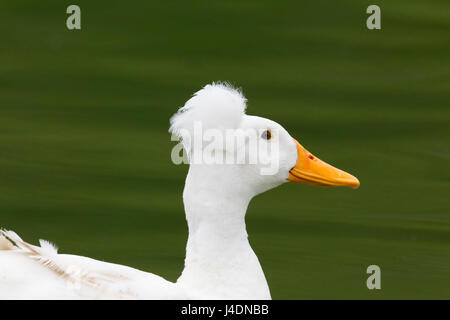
[308,155,314,160]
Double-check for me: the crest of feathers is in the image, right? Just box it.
[169,82,247,156]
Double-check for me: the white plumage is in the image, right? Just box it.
[0,82,359,299]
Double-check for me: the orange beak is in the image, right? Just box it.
[287,139,360,189]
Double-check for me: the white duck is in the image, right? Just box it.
[0,83,359,299]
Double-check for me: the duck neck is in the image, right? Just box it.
[176,164,271,299]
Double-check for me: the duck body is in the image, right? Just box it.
[0,162,269,299]
[0,83,359,299]
[0,161,270,299]
[0,235,184,299]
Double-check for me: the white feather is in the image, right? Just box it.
[38,240,58,256]
[169,82,247,155]
[0,230,15,250]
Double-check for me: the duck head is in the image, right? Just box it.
[170,83,359,197]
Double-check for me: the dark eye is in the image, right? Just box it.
[261,130,272,140]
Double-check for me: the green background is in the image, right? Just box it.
[1,0,449,299]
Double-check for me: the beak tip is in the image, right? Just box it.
[350,178,360,189]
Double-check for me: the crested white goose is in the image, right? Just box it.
[0,83,359,299]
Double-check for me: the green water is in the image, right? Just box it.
[0,0,449,299]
